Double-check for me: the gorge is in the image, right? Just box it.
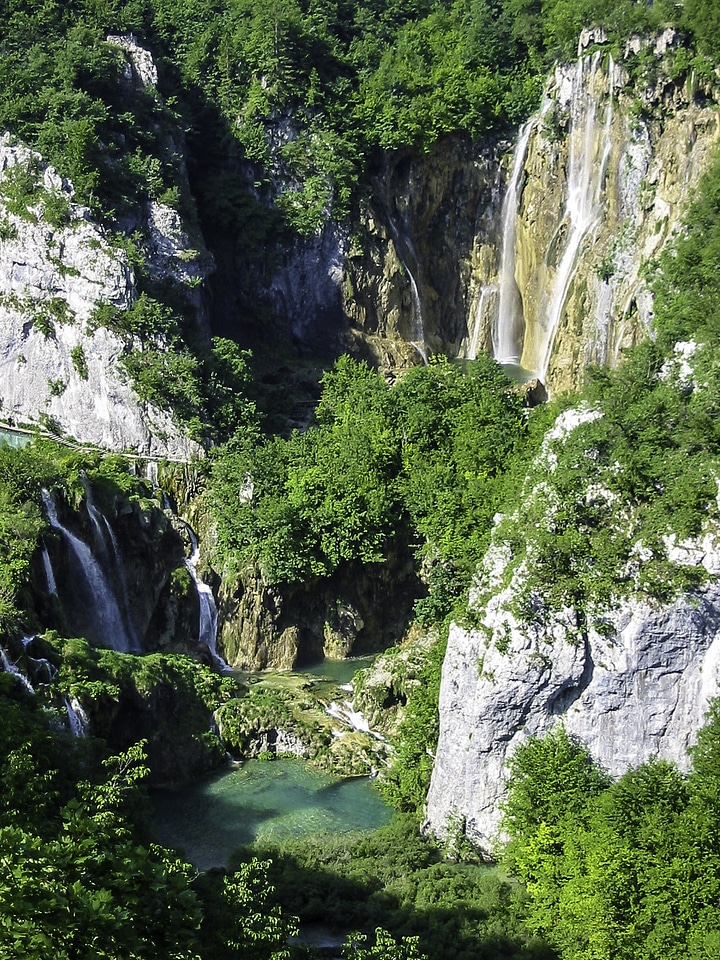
[2,2,720,957]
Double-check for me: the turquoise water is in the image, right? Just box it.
[294,654,377,685]
[499,361,538,385]
[0,428,32,448]
[152,758,391,871]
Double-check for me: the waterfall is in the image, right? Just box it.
[1,647,34,693]
[183,525,228,671]
[41,544,58,595]
[41,490,135,654]
[493,53,615,382]
[536,53,614,380]
[386,212,428,363]
[494,113,544,363]
[21,635,57,683]
[64,696,90,737]
[326,699,371,734]
[82,478,139,651]
[464,284,497,360]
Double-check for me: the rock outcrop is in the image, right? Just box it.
[0,37,211,458]
[217,543,423,670]
[424,403,720,851]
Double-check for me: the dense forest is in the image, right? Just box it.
[2,0,720,957]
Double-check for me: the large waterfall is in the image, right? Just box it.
[493,115,544,364]
[493,53,615,383]
[41,490,137,654]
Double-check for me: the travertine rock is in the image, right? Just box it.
[0,135,202,458]
[424,403,720,852]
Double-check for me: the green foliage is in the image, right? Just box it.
[344,928,426,960]
[249,814,548,960]
[500,711,720,960]
[380,633,447,812]
[70,343,89,380]
[208,354,527,626]
[0,634,297,960]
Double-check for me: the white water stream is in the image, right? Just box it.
[42,489,135,653]
[1,647,34,693]
[537,53,614,380]
[386,211,428,363]
[183,525,229,671]
[494,113,544,363]
[82,478,139,651]
[41,544,58,596]
[493,52,614,381]
[64,695,90,737]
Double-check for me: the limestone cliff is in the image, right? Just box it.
[267,31,718,387]
[217,542,423,670]
[483,28,719,394]
[0,37,210,458]
[424,402,720,851]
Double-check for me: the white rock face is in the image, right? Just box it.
[0,135,199,458]
[106,34,158,88]
[425,401,720,851]
[425,584,720,850]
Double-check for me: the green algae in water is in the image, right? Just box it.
[152,758,391,871]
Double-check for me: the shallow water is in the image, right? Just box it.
[294,655,377,686]
[152,757,391,871]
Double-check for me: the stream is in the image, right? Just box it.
[151,657,391,871]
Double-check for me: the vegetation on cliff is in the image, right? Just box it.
[2,1,720,958]
[207,353,527,620]
[501,711,720,959]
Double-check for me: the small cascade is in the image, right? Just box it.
[326,699,384,740]
[41,490,135,654]
[82,478,139,651]
[21,635,58,684]
[184,526,228,671]
[1,647,34,693]
[464,284,497,360]
[535,53,615,381]
[494,113,545,363]
[64,696,90,737]
[41,544,58,596]
[386,212,428,363]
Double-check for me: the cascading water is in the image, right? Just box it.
[183,525,228,670]
[82,478,139,651]
[41,544,58,596]
[536,53,615,381]
[1,647,34,693]
[64,696,90,737]
[21,635,57,684]
[494,114,544,364]
[492,53,615,383]
[464,284,497,360]
[386,212,428,364]
[41,490,135,654]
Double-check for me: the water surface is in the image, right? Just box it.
[152,758,391,871]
